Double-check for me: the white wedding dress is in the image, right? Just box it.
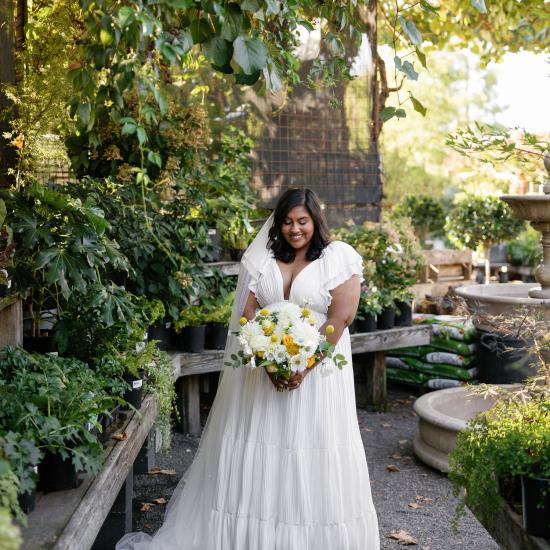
[117,239,380,550]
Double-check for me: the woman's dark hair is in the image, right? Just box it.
[268,188,331,262]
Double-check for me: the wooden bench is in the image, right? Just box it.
[172,325,432,435]
[21,395,157,550]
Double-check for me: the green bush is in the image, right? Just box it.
[449,398,550,525]
[446,194,524,252]
[508,226,542,267]
[394,195,449,244]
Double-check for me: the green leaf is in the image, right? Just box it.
[221,4,243,41]
[395,108,407,118]
[164,0,194,7]
[233,35,267,74]
[380,106,396,122]
[420,0,439,14]
[118,6,135,27]
[401,60,419,81]
[147,150,162,167]
[471,0,487,14]
[136,126,148,145]
[241,0,260,12]
[415,47,427,69]
[203,36,232,66]
[265,0,280,16]
[77,103,91,126]
[100,29,114,45]
[0,199,6,228]
[235,70,261,85]
[410,94,427,116]
[398,16,422,45]
[190,17,212,44]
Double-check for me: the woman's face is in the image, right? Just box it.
[280,205,315,251]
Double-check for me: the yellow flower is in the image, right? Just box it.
[239,317,248,326]
[271,334,279,343]
[257,351,265,359]
[302,308,310,317]
[266,364,278,373]
[282,334,300,356]
[325,324,335,335]
[259,308,269,316]
[262,320,275,335]
[308,318,316,326]
[307,356,316,368]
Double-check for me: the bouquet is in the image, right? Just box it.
[226,302,347,388]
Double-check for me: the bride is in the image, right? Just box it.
[117,188,380,549]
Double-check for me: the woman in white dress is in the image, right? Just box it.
[117,188,380,550]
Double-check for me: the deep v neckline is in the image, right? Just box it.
[274,256,317,300]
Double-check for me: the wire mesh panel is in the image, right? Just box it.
[250,44,381,227]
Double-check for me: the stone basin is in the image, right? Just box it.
[412,386,504,472]
[455,283,550,330]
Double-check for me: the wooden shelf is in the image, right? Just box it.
[21,395,157,550]
[0,293,18,313]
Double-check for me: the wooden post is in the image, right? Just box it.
[0,296,23,349]
[366,351,387,409]
[91,469,133,550]
[175,375,201,436]
[133,430,156,475]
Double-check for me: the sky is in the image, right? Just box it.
[488,52,549,133]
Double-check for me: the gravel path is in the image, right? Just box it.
[131,385,499,550]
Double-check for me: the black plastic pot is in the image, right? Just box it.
[229,249,245,262]
[38,451,79,492]
[477,330,538,384]
[122,370,144,410]
[377,307,395,330]
[148,319,172,351]
[206,229,224,262]
[348,321,357,334]
[23,336,57,353]
[0,282,11,298]
[521,474,550,538]
[498,475,522,506]
[205,323,228,350]
[395,301,413,327]
[177,325,206,353]
[18,488,36,514]
[355,314,377,333]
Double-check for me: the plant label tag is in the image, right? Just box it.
[208,228,217,235]
[133,379,143,389]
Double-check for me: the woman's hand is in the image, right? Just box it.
[265,369,288,390]
[287,369,309,391]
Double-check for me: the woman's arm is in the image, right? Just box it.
[287,274,361,390]
[242,290,260,321]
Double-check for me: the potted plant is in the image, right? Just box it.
[446,193,524,283]
[174,305,208,353]
[0,449,25,525]
[145,299,171,351]
[222,216,254,261]
[355,286,382,333]
[204,291,234,350]
[2,432,41,515]
[450,398,550,538]
[376,290,397,330]
[0,348,113,492]
[394,288,414,327]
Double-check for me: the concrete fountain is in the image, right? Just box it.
[413,154,550,472]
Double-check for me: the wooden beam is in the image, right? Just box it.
[365,351,387,408]
[0,297,22,350]
[350,325,432,354]
[175,376,201,436]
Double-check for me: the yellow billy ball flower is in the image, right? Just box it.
[239,317,248,326]
[266,364,278,373]
[259,308,269,316]
[325,324,335,335]
[271,334,279,343]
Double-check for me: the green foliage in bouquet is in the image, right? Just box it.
[446,193,524,252]
[449,398,550,526]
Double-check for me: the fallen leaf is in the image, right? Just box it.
[154,497,167,505]
[389,452,402,460]
[150,468,177,476]
[408,502,422,509]
[410,411,417,417]
[386,464,400,473]
[399,439,408,445]
[415,495,434,504]
[111,432,128,441]
[140,503,154,512]
[381,422,392,428]
[386,529,418,545]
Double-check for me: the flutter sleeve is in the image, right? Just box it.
[242,251,271,295]
[321,241,364,306]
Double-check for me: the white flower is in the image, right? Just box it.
[266,344,287,363]
[289,321,320,348]
[275,303,302,329]
[290,354,309,372]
